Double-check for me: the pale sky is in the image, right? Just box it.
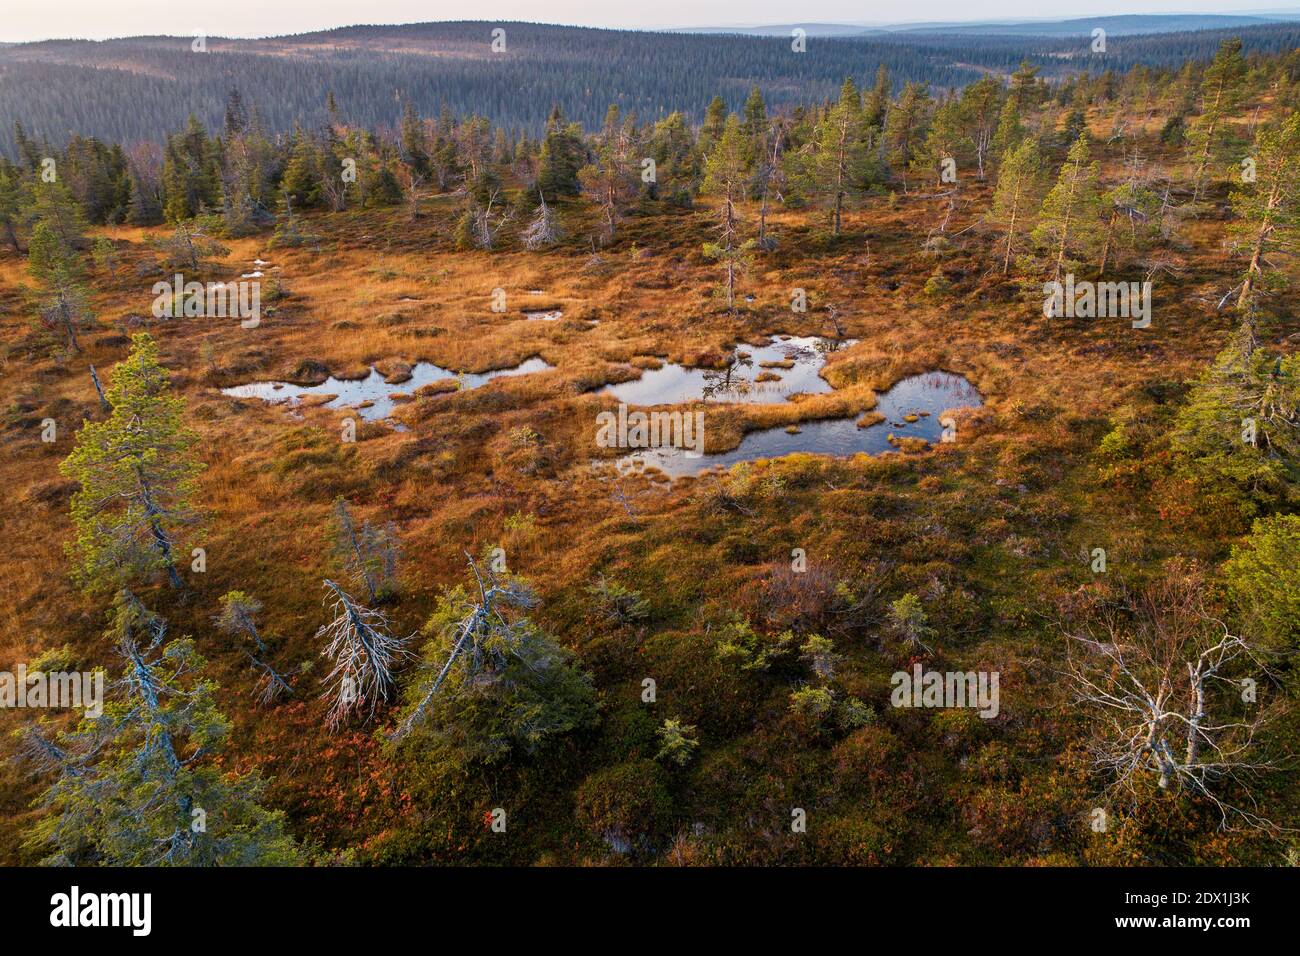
[2,0,1295,42]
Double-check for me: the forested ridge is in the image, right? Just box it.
[3,20,1300,158]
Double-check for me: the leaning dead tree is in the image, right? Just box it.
[390,553,538,741]
[331,497,399,602]
[317,579,410,729]
[214,590,293,705]
[1063,566,1287,832]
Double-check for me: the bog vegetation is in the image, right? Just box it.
[1,28,1299,865]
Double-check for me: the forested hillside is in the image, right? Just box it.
[3,20,1300,158]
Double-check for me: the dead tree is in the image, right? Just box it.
[521,191,563,250]
[331,497,399,602]
[243,650,294,706]
[214,590,267,652]
[317,579,409,729]
[1064,566,1286,832]
[213,589,293,705]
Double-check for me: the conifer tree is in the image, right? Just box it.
[536,106,585,198]
[61,333,202,592]
[989,97,1025,169]
[913,95,970,188]
[578,104,639,243]
[1187,38,1248,204]
[813,79,871,235]
[23,592,300,866]
[27,223,92,353]
[701,114,755,310]
[961,75,1004,180]
[863,64,891,129]
[1032,134,1103,280]
[1231,110,1300,310]
[885,81,932,191]
[986,138,1044,275]
[390,556,597,769]
[1171,321,1300,519]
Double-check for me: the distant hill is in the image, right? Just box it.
[890,13,1300,36]
[3,18,1299,157]
[675,13,1300,37]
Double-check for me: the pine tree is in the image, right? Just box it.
[885,81,932,191]
[961,75,1004,180]
[913,95,970,188]
[61,333,203,593]
[986,138,1044,275]
[813,79,872,235]
[1009,60,1042,111]
[27,223,92,353]
[1187,38,1248,204]
[1231,110,1300,310]
[22,592,300,866]
[1171,321,1300,519]
[701,114,756,310]
[1032,134,1103,280]
[990,97,1025,170]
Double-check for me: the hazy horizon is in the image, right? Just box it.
[4,1,1300,43]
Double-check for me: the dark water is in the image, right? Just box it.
[222,357,553,422]
[612,371,982,477]
[599,335,854,406]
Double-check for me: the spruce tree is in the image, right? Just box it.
[28,222,92,353]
